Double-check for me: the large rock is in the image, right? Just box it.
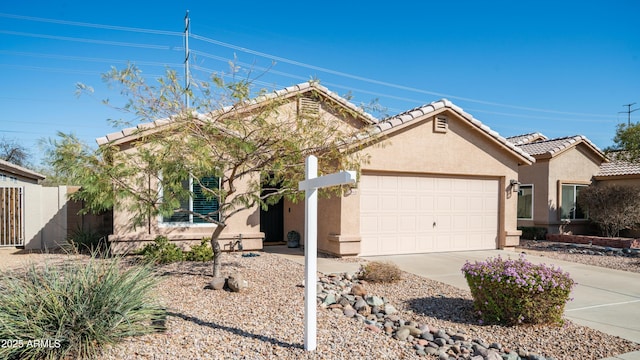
[227,272,248,292]
[205,277,226,290]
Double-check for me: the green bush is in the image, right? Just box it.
[358,261,402,283]
[185,238,213,262]
[462,254,575,326]
[0,256,166,359]
[518,226,548,240]
[67,227,109,254]
[137,236,185,264]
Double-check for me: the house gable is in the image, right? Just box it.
[360,100,534,173]
[96,82,376,147]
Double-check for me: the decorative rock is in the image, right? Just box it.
[343,308,356,318]
[322,293,337,306]
[227,273,247,292]
[351,284,367,296]
[205,277,226,290]
[366,295,384,307]
[517,347,529,358]
[452,333,469,342]
[486,349,503,360]
[354,298,367,311]
[384,304,397,315]
[364,324,381,333]
[395,327,411,341]
[420,331,434,341]
[490,342,503,350]
[501,352,521,360]
[425,347,439,355]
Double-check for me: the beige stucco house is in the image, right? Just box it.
[508,133,607,235]
[101,82,534,256]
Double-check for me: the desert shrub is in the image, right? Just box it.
[577,184,640,237]
[137,236,184,264]
[518,226,547,240]
[358,261,402,283]
[0,256,166,359]
[185,238,213,262]
[67,227,109,254]
[462,254,574,326]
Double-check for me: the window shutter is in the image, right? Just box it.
[193,176,220,223]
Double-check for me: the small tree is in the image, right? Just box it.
[0,136,31,167]
[577,183,640,237]
[48,64,371,279]
[609,122,640,162]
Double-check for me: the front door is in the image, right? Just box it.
[260,197,284,243]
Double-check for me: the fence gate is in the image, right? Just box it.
[0,187,24,247]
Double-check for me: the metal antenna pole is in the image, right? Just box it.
[620,103,639,126]
[184,10,191,108]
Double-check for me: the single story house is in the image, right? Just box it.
[507,133,607,235]
[101,82,534,256]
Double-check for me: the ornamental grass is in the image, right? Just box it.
[0,255,166,359]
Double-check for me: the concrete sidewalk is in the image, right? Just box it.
[266,246,640,359]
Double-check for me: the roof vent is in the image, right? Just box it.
[434,115,448,133]
[298,96,320,119]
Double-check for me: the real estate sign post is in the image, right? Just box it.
[298,155,356,351]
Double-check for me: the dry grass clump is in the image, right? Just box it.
[358,261,402,283]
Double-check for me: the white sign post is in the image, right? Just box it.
[298,155,356,351]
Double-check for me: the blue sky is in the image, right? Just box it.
[1,1,639,166]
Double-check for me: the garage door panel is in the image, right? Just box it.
[360,174,498,256]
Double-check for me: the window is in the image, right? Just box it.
[517,184,533,219]
[162,176,220,224]
[561,184,587,220]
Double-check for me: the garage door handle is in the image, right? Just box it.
[433,221,436,228]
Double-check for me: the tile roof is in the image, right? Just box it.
[96,82,377,146]
[515,135,604,159]
[370,99,535,164]
[596,152,640,177]
[506,132,548,145]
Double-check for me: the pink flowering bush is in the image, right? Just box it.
[461,254,575,326]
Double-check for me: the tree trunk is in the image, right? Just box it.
[210,223,226,278]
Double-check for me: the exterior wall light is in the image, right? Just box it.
[509,179,521,193]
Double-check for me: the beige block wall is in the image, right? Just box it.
[23,185,69,250]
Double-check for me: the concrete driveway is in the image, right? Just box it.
[364,250,640,346]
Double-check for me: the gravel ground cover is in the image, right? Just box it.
[2,244,639,359]
[517,240,640,274]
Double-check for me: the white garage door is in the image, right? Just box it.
[359,174,498,256]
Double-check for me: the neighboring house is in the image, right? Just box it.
[100,82,534,257]
[593,151,640,186]
[507,133,607,235]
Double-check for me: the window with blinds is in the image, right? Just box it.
[162,176,220,224]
